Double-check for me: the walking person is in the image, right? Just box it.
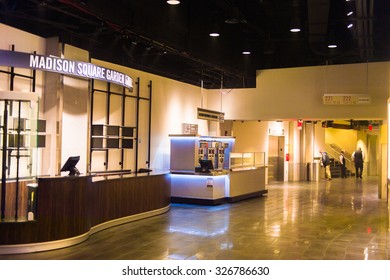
[320,150,331,180]
[339,150,347,178]
[352,147,364,179]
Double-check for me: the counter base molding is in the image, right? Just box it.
[227,190,268,203]
[171,196,226,206]
[0,206,169,255]
[171,190,268,205]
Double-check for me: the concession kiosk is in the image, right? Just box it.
[170,134,267,205]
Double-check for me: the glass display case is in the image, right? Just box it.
[229,152,266,170]
[169,135,235,173]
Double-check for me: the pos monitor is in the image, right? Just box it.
[60,156,80,176]
[199,159,214,173]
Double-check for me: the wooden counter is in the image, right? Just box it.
[0,172,170,254]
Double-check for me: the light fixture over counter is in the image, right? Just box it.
[167,0,180,5]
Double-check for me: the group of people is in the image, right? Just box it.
[320,147,364,180]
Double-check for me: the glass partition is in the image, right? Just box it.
[1,98,44,222]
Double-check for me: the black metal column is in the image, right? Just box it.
[135,78,140,173]
[147,80,152,169]
[1,101,9,221]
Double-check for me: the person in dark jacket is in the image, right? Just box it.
[320,150,331,180]
[352,147,364,179]
[339,150,347,178]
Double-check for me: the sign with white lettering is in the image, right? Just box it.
[0,50,133,90]
[323,94,371,105]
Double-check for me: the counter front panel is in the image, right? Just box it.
[0,172,171,253]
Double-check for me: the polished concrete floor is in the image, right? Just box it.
[1,176,390,260]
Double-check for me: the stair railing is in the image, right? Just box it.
[326,143,353,172]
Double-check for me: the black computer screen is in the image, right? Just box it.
[60,156,80,176]
[199,159,214,173]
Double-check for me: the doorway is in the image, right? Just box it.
[268,135,284,181]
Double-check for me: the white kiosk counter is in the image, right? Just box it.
[169,135,267,205]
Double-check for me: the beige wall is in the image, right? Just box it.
[230,121,268,153]
[208,63,390,121]
[0,24,46,55]
[60,45,90,175]
[325,128,358,156]
[0,24,45,106]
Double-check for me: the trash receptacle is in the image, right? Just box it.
[306,162,311,181]
[312,162,320,181]
[27,183,38,221]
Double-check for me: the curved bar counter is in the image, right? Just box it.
[0,171,170,254]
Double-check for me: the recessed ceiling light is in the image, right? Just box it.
[347,11,354,16]
[209,32,220,37]
[328,44,338,49]
[242,51,251,55]
[167,0,180,5]
[290,28,301,33]
[347,23,353,28]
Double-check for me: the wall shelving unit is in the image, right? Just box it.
[89,78,152,174]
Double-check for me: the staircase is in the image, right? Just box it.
[329,158,352,178]
[326,143,354,178]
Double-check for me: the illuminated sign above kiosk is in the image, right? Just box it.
[0,50,133,90]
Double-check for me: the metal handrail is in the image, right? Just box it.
[326,143,352,172]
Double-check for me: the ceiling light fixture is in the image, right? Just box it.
[209,22,220,37]
[242,38,251,55]
[290,3,302,33]
[167,0,180,5]
[326,23,338,50]
[131,38,138,45]
[290,28,301,33]
[347,23,353,29]
[224,6,241,24]
[146,43,153,50]
[347,11,354,16]
[209,13,221,37]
